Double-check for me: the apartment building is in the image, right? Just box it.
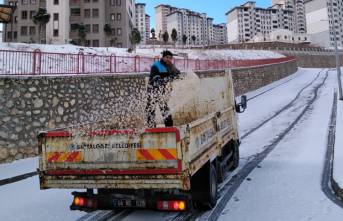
[273,0,307,33]
[212,23,228,45]
[155,4,177,38]
[135,3,146,43]
[145,14,150,40]
[226,1,301,43]
[3,0,136,48]
[305,0,343,48]
[4,0,45,44]
[161,5,214,46]
[46,0,69,45]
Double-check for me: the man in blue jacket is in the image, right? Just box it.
[146,50,181,128]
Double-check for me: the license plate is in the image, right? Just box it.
[113,199,146,208]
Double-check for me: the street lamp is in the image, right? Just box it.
[328,0,343,100]
[150,28,156,52]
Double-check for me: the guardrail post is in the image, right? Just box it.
[78,52,84,74]
[32,49,41,75]
[110,54,113,73]
[184,58,186,70]
[135,55,140,72]
[113,54,117,73]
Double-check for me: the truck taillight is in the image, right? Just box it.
[73,196,97,208]
[157,200,186,211]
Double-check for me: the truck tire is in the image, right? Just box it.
[192,163,218,210]
[216,159,225,183]
[230,141,239,171]
[207,164,218,208]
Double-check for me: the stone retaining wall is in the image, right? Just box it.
[232,60,298,96]
[282,52,343,68]
[0,59,297,163]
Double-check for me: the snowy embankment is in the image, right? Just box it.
[0,42,285,60]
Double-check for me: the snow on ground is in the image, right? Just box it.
[237,68,322,136]
[0,176,85,221]
[0,42,285,60]
[218,69,343,221]
[0,157,37,180]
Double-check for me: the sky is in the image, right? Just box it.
[140,0,270,27]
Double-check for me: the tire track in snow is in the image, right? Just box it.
[241,69,324,140]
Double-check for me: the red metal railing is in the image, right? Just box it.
[0,49,295,75]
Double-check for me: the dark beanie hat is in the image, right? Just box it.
[162,50,174,57]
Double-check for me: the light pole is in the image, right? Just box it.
[150,28,156,52]
[328,0,343,100]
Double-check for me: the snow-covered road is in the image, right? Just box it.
[217,68,343,221]
[1,68,343,221]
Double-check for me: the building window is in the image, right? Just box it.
[85,24,91,33]
[70,23,79,31]
[111,13,115,20]
[84,9,90,18]
[29,26,35,35]
[116,0,121,6]
[110,0,115,5]
[53,13,58,21]
[53,0,59,5]
[117,28,122,36]
[22,0,28,4]
[53,29,59,37]
[29,11,35,19]
[116,13,121,21]
[117,43,122,47]
[92,40,99,47]
[92,9,99,18]
[93,24,99,33]
[71,8,81,16]
[21,26,28,36]
[21,11,27,20]
[7,32,12,40]
[30,0,37,4]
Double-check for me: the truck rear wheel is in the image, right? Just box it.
[192,163,218,210]
[230,141,239,171]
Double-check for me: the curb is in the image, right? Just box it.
[332,178,343,200]
[330,91,343,201]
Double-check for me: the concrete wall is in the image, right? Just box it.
[0,59,297,163]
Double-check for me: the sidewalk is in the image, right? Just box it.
[333,92,343,199]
